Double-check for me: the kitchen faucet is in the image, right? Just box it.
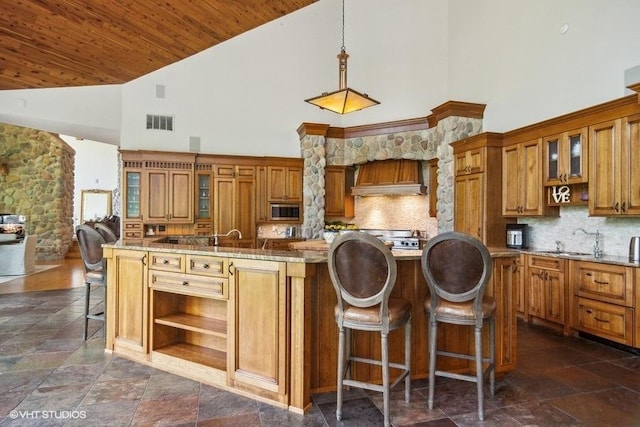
[211,229,243,246]
[573,228,601,258]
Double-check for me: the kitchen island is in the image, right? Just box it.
[103,240,519,413]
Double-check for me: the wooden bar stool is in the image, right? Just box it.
[328,232,412,427]
[420,231,495,421]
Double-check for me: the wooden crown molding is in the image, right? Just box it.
[428,101,487,127]
[297,100,485,140]
[628,82,640,104]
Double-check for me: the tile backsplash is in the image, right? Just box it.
[521,205,640,258]
[352,195,438,237]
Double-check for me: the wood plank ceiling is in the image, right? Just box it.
[0,0,316,90]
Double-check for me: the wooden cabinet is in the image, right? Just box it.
[256,166,269,223]
[526,255,567,331]
[228,258,288,401]
[513,255,526,319]
[144,168,194,223]
[569,260,635,346]
[194,168,213,233]
[455,173,483,241]
[104,248,149,360]
[213,164,256,248]
[589,116,640,216]
[489,256,518,371]
[452,133,512,247]
[543,127,588,185]
[503,139,555,216]
[428,158,438,218]
[149,253,229,383]
[324,165,354,218]
[455,147,484,175]
[267,165,302,202]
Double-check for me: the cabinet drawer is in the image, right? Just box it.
[186,255,228,277]
[149,252,185,272]
[572,261,633,306]
[528,255,565,272]
[149,271,228,299]
[573,297,633,346]
[124,230,143,239]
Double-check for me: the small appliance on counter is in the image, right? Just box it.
[630,236,640,263]
[506,223,528,249]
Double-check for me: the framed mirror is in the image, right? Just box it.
[81,189,112,223]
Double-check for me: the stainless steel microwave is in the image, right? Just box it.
[269,203,300,221]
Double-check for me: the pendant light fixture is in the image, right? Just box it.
[304,0,380,114]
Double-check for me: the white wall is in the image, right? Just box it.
[120,0,446,156]
[448,0,640,132]
[63,137,119,230]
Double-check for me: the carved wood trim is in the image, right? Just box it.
[429,101,487,127]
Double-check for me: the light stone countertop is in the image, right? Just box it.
[103,241,521,264]
[522,248,640,268]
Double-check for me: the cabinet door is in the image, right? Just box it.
[543,128,587,186]
[228,258,287,396]
[428,159,438,218]
[527,267,545,319]
[267,166,301,202]
[145,170,168,222]
[168,170,193,222]
[502,144,521,216]
[454,174,483,241]
[123,170,143,220]
[214,177,235,234]
[520,139,544,216]
[109,249,149,356]
[589,120,620,215]
[235,177,256,245]
[196,172,213,221]
[515,256,526,318]
[256,166,268,222]
[325,166,354,218]
[455,148,484,175]
[622,114,640,215]
[545,270,565,325]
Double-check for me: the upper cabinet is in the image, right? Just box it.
[144,168,194,223]
[213,164,256,247]
[267,165,302,202]
[452,133,512,247]
[428,159,438,218]
[543,127,588,186]
[324,166,354,218]
[502,139,556,217]
[589,115,640,216]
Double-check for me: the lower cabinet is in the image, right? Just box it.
[105,248,149,360]
[570,260,635,346]
[526,255,567,332]
[227,258,288,402]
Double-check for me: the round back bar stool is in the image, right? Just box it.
[420,231,495,421]
[328,231,412,427]
[76,225,107,340]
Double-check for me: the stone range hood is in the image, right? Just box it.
[351,159,427,196]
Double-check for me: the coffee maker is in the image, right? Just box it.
[506,224,528,249]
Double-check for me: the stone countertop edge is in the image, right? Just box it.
[522,249,640,268]
[103,242,520,264]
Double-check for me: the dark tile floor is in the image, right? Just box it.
[1,287,640,426]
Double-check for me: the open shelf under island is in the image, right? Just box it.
[103,239,519,413]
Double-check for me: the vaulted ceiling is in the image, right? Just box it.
[0,0,316,90]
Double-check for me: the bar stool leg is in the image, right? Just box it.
[83,281,90,340]
[427,319,437,410]
[381,332,390,427]
[490,318,496,396]
[336,326,346,421]
[475,325,484,421]
[404,320,411,403]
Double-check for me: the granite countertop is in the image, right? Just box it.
[104,240,520,264]
[522,248,640,268]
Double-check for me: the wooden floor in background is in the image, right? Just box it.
[0,258,86,295]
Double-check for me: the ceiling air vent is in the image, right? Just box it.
[146,114,174,131]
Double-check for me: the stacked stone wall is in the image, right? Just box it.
[0,124,75,260]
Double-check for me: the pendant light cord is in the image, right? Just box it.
[341,0,345,50]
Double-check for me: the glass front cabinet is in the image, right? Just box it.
[124,170,142,220]
[543,128,588,186]
[195,170,213,234]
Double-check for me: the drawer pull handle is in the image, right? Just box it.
[586,272,592,277]
[163,259,169,265]
[182,281,189,286]
[594,317,609,323]
[203,264,210,269]
[228,262,234,275]
[594,280,609,285]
